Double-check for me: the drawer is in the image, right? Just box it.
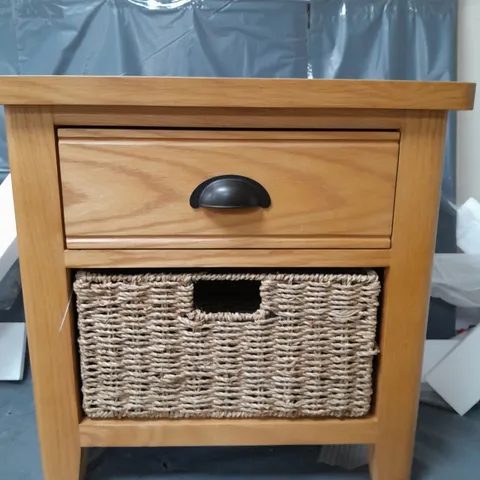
[58,129,399,249]
[74,270,381,419]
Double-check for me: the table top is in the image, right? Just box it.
[0,76,475,111]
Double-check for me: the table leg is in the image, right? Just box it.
[6,107,83,479]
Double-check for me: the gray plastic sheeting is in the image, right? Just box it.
[0,0,309,183]
[0,0,459,335]
[310,0,457,223]
[0,0,16,183]
[0,0,456,185]
[310,0,459,338]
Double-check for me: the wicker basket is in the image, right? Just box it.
[74,271,381,419]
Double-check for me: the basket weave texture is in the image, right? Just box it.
[74,271,380,419]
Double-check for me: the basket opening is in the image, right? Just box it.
[193,279,261,313]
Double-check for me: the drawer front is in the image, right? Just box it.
[75,270,381,419]
[58,130,399,249]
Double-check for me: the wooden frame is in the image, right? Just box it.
[0,76,474,109]
[63,249,392,269]
[5,108,83,479]
[79,416,378,448]
[1,77,475,480]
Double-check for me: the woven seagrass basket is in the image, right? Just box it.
[74,271,381,419]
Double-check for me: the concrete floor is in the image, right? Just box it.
[2,297,480,479]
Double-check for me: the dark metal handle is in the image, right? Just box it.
[190,175,271,209]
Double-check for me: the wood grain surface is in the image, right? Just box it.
[64,249,392,269]
[5,107,83,480]
[59,130,399,248]
[369,112,448,480]
[66,236,391,250]
[79,416,378,448]
[54,106,407,130]
[0,76,475,110]
[58,129,401,141]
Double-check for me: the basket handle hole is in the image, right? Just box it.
[193,280,261,313]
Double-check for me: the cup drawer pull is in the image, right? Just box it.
[189,175,271,209]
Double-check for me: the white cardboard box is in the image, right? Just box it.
[0,175,25,381]
[426,324,480,415]
[422,339,461,382]
[0,175,18,282]
[0,323,26,381]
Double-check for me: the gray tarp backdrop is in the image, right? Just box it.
[0,0,458,336]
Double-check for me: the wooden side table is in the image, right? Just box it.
[0,77,475,480]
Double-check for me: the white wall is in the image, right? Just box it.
[457,0,480,205]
